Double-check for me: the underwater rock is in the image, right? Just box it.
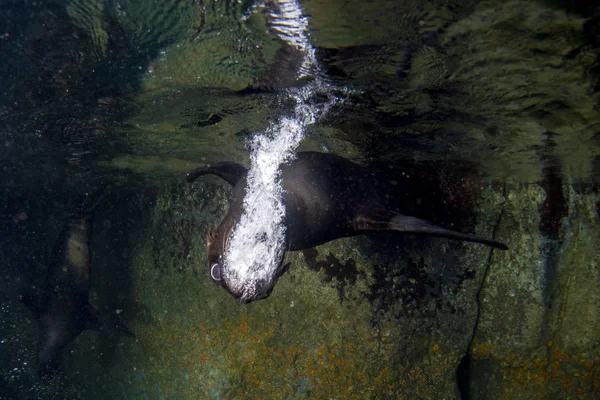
[464,184,600,398]
[109,174,504,398]
[28,176,594,399]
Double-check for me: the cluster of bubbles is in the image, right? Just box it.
[223,0,350,300]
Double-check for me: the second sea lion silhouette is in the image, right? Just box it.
[19,196,134,378]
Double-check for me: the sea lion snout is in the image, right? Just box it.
[236,278,274,304]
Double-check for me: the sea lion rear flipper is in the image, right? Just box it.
[84,305,102,332]
[90,306,136,338]
[112,317,135,338]
[186,162,247,186]
[355,213,508,250]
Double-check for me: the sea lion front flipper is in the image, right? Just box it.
[186,162,247,186]
[19,285,48,319]
[354,213,508,250]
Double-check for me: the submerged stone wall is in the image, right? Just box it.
[1,176,596,399]
[114,178,597,399]
[466,184,599,399]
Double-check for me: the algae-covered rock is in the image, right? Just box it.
[1,169,597,399]
[80,175,507,399]
[53,166,597,400]
[465,184,600,399]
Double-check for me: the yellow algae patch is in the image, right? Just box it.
[470,340,599,397]
[137,313,405,399]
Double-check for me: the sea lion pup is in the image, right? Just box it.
[186,152,508,302]
[19,196,134,379]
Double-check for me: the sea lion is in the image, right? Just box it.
[186,151,508,302]
[18,197,133,378]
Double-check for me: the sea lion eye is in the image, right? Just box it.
[210,263,222,281]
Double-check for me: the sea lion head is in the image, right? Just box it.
[206,226,286,303]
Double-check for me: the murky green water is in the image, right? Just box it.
[1,1,598,399]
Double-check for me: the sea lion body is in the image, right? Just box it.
[187,152,508,302]
[280,152,373,250]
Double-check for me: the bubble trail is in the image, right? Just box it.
[224,0,347,301]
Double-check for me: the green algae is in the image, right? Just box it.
[466,184,600,398]
[40,177,505,399]
[108,179,509,399]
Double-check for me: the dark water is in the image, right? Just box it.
[1,1,599,399]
